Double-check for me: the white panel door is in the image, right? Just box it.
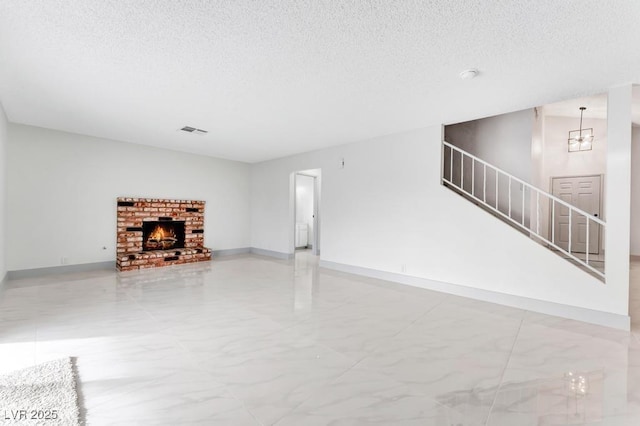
[551,175,601,254]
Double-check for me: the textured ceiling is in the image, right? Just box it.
[0,1,639,163]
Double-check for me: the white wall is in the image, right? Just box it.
[251,125,626,320]
[0,102,7,280]
[631,126,640,255]
[7,124,251,270]
[605,85,632,319]
[295,174,314,248]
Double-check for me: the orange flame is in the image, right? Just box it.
[148,224,175,241]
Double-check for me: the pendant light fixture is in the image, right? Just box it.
[568,107,594,152]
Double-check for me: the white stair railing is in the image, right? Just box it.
[442,141,605,280]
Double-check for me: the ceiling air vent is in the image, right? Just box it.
[180,126,208,135]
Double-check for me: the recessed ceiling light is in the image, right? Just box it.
[459,69,479,80]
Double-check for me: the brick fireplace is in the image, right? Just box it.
[116,197,211,271]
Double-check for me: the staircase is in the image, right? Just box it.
[441,141,605,281]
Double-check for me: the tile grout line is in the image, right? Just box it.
[129,283,318,425]
[269,294,449,425]
[484,313,525,426]
[278,293,480,424]
[112,289,266,425]
[119,288,236,377]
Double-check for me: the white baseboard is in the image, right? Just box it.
[320,260,630,331]
[5,247,292,280]
[205,247,296,260]
[250,248,294,260]
[212,247,251,257]
[7,261,115,280]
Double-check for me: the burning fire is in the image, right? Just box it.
[149,224,175,242]
[145,224,178,250]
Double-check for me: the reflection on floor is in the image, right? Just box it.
[1,252,639,425]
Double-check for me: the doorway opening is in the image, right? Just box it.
[292,169,321,256]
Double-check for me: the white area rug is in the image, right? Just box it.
[0,358,80,425]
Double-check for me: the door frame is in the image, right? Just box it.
[292,171,321,256]
[549,174,603,255]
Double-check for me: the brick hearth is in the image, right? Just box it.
[116,197,211,271]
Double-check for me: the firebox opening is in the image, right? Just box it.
[142,221,186,251]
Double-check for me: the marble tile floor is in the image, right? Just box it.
[1,252,640,425]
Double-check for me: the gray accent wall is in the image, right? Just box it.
[444,108,535,226]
